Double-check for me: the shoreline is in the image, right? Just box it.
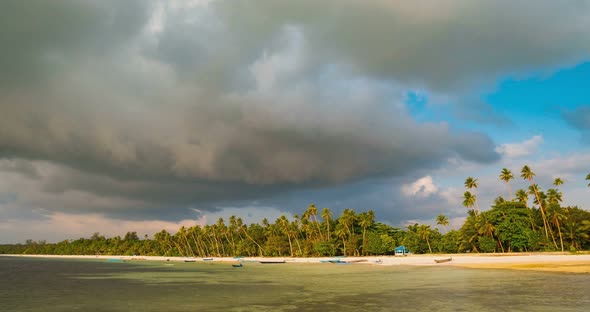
[3,253,590,273]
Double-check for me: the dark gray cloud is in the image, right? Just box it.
[563,106,590,130]
[210,0,590,91]
[1,0,589,225]
[563,106,590,143]
[0,0,151,88]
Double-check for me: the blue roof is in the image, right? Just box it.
[394,246,409,252]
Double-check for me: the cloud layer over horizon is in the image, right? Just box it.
[1,0,589,242]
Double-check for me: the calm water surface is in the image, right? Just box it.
[1,256,589,311]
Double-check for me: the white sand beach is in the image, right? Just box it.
[4,253,590,273]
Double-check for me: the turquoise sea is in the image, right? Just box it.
[1,256,589,311]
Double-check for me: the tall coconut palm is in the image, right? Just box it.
[464,177,480,213]
[436,214,450,233]
[499,168,514,200]
[521,165,550,240]
[462,191,476,211]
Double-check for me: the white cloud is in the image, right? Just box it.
[401,176,438,197]
[495,135,543,158]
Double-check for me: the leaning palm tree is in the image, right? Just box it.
[358,211,375,255]
[546,205,566,252]
[321,208,333,241]
[417,224,433,253]
[464,177,480,213]
[462,191,476,212]
[499,168,514,200]
[521,165,550,240]
[436,214,450,233]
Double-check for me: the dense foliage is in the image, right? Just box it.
[2,168,590,256]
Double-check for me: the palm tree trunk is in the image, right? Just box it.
[362,227,367,256]
[497,236,505,253]
[241,227,265,256]
[426,237,432,253]
[556,220,564,252]
[530,180,550,240]
[285,231,293,257]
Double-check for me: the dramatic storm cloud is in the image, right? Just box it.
[1,0,589,242]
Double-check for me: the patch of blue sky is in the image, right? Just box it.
[486,61,590,153]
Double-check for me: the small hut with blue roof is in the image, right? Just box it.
[394,245,409,256]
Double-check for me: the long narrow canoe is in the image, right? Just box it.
[434,257,452,263]
[259,260,286,264]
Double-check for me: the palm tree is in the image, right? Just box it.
[334,225,347,256]
[547,205,566,252]
[417,224,433,253]
[586,173,590,187]
[277,215,293,257]
[358,211,375,255]
[305,204,323,241]
[321,208,333,242]
[462,191,476,211]
[499,168,514,200]
[521,165,550,240]
[477,214,503,252]
[562,220,590,251]
[464,177,480,213]
[436,214,450,233]
[515,189,529,207]
[493,196,506,206]
[553,178,565,207]
[546,189,563,205]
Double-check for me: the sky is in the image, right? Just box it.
[1,0,589,243]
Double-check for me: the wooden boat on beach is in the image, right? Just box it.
[259,260,285,264]
[434,257,452,263]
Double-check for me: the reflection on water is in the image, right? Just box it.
[1,256,589,311]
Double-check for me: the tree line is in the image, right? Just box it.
[1,168,589,256]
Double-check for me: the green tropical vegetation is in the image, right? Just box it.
[2,168,590,256]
